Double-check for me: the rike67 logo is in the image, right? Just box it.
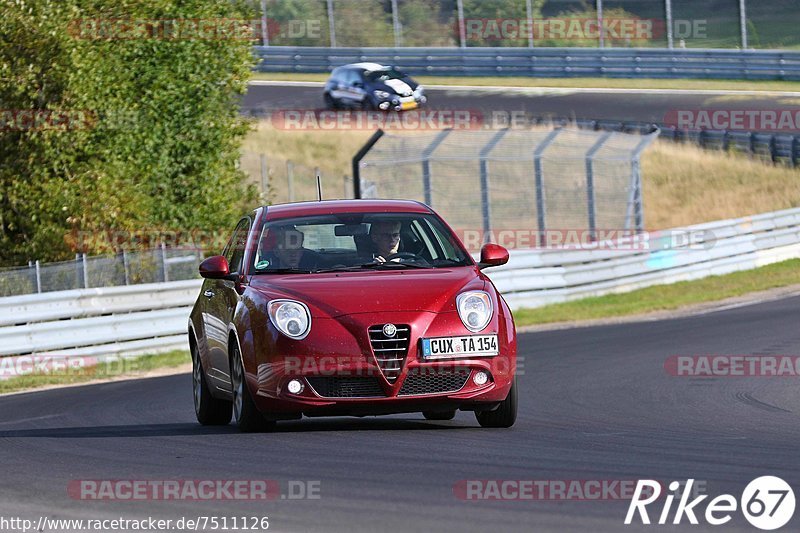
[625,477,795,530]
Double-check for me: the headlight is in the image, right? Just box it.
[415,85,424,94]
[373,90,391,100]
[456,291,493,332]
[267,299,311,340]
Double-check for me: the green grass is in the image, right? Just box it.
[0,350,189,395]
[250,72,800,93]
[513,258,800,326]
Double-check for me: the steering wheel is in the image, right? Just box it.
[384,252,419,261]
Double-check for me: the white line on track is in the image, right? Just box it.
[248,79,800,97]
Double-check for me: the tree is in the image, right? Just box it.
[0,0,258,265]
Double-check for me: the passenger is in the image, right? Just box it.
[260,227,319,270]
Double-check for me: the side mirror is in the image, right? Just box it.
[478,243,509,270]
[199,255,230,279]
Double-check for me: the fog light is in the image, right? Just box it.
[287,379,304,394]
[473,371,489,386]
[379,101,390,110]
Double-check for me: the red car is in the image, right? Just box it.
[188,200,517,432]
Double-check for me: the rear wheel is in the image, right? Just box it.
[423,410,456,421]
[230,343,276,433]
[475,376,517,428]
[192,341,232,426]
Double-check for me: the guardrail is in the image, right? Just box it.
[489,207,800,309]
[254,46,800,81]
[2,206,799,378]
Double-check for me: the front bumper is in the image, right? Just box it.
[246,310,515,417]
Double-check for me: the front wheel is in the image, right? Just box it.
[192,342,232,426]
[323,93,337,110]
[475,376,517,428]
[231,343,276,433]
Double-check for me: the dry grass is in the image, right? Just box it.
[641,142,800,228]
[242,121,800,228]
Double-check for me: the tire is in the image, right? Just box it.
[323,93,337,110]
[475,376,517,428]
[192,341,232,426]
[423,410,456,421]
[230,343,276,433]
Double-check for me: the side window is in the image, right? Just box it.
[224,218,251,274]
[347,69,363,86]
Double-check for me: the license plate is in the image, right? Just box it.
[400,100,418,110]
[421,335,498,359]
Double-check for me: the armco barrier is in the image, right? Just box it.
[254,46,800,81]
[1,207,799,378]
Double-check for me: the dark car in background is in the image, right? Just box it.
[323,62,427,111]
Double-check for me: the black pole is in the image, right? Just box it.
[351,129,384,199]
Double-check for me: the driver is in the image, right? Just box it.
[369,220,402,263]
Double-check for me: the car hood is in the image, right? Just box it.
[249,268,481,317]
[374,78,417,96]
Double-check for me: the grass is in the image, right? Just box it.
[242,121,800,229]
[513,258,800,326]
[0,350,189,395]
[250,72,800,93]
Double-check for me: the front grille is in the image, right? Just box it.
[306,377,385,398]
[399,368,470,396]
[368,324,410,382]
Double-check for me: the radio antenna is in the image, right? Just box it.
[315,168,323,201]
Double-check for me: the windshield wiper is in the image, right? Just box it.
[356,261,433,270]
[312,262,433,273]
[255,268,314,274]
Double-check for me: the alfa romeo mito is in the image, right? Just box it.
[188,200,517,432]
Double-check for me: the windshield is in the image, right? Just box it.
[252,212,471,273]
[365,68,406,82]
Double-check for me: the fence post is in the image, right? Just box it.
[585,131,613,241]
[625,131,658,231]
[35,260,42,293]
[82,253,89,288]
[161,243,169,282]
[478,129,510,243]
[532,128,563,244]
[75,253,81,288]
[456,0,466,48]
[391,0,402,47]
[739,0,748,49]
[526,0,534,48]
[665,0,674,49]
[287,160,295,202]
[326,0,337,47]
[352,129,385,199]
[122,249,130,285]
[260,154,269,198]
[420,128,452,206]
[596,0,604,48]
[260,0,269,46]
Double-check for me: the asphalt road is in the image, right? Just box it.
[242,82,799,125]
[2,295,800,532]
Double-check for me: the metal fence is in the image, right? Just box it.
[254,0,799,50]
[354,126,658,249]
[0,247,203,297]
[254,46,800,80]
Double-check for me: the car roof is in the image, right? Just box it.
[263,199,432,221]
[346,62,387,71]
